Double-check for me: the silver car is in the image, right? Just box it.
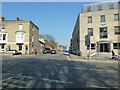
[63,51,69,55]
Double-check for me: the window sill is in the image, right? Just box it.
[100,22,106,25]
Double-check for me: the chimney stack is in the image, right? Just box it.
[16,16,20,21]
[1,16,5,21]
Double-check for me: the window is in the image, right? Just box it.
[3,34,6,40]
[0,24,5,31]
[114,14,119,21]
[114,26,120,34]
[100,15,106,23]
[87,43,95,50]
[0,33,7,42]
[108,4,114,9]
[1,45,4,49]
[25,45,28,50]
[16,32,25,42]
[113,43,120,49]
[8,46,10,50]
[97,5,102,11]
[32,26,34,31]
[100,27,108,38]
[88,28,93,36]
[77,38,79,43]
[32,34,34,42]
[0,44,4,51]
[0,34,2,41]
[87,7,91,12]
[88,16,92,23]
[19,24,23,30]
[18,45,22,51]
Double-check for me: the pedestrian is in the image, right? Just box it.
[111,50,115,59]
[34,49,37,55]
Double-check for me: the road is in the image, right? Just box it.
[1,52,119,88]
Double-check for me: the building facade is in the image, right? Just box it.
[71,1,120,57]
[39,38,45,52]
[0,17,40,54]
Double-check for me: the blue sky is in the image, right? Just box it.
[2,2,96,46]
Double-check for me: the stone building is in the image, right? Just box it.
[0,17,40,54]
[71,1,120,57]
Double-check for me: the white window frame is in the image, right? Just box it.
[32,34,34,42]
[100,15,106,22]
[0,33,8,43]
[16,32,25,43]
[114,14,119,21]
[88,16,92,23]
[32,26,34,31]
[19,24,23,30]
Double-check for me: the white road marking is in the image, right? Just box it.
[63,67,117,72]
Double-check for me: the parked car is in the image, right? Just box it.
[43,50,51,54]
[6,50,22,55]
[63,51,70,55]
[51,50,57,54]
[0,49,5,53]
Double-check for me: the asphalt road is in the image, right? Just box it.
[1,52,119,88]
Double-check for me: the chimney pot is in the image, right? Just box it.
[1,16,5,21]
[16,16,20,21]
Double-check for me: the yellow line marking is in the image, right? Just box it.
[86,85,108,88]
[2,83,24,88]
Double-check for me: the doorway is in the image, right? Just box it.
[100,43,110,52]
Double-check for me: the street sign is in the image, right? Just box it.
[85,34,90,46]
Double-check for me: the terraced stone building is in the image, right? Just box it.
[0,17,40,54]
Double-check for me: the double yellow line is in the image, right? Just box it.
[86,85,108,88]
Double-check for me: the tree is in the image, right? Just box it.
[39,34,55,42]
[49,40,58,49]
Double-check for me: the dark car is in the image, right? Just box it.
[43,50,51,54]
[50,50,57,54]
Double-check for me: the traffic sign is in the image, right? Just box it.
[85,33,90,46]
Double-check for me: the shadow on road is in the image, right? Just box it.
[2,57,118,89]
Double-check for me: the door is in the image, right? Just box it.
[100,43,110,52]
[0,44,4,51]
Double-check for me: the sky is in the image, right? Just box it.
[1,2,105,46]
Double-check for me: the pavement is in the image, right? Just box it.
[2,52,119,63]
[68,54,119,63]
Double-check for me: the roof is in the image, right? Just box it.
[81,1,119,13]
[39,38,45,44]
